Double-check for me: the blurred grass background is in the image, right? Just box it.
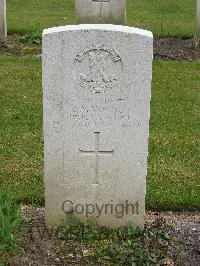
[7,0,196,37]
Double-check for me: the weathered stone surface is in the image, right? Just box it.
[0,0,7,37]
[43,24,153,228]
[197,0,200,37]
[75,0,126,24]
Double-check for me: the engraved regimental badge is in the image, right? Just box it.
[75,45,123,93]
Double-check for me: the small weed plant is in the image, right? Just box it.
[21,32,42,44]
[56,217,183,265]
[0,189,21,252]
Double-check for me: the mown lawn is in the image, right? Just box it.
[0,56,199,210]
[7,0,195,37]
[148,60,200,210]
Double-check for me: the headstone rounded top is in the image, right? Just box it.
[42,24,153,38]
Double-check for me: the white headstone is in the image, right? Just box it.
[43,24,153,229]
[197,0,200,38]
[75,0,126,24]
[0,0,6,37]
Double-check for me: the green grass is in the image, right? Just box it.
[7,0,195,37]
[0,56,43,204]
[7,0,75,34]
[0,56,199,210]
[127,0,195,37]
[147,60,200,210]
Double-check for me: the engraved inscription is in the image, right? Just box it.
[79,132,114,185]
[92,0,109,19]
[75,45,123,94]
[64,95,135,128]
[66,103,133,128]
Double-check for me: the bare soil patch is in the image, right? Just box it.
[0,34,41,57]
[148,212,200,266]
[154,38,200,62]
[1,208,199,266]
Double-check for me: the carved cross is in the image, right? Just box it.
[92,0,109,19]
[80,132,114,185]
